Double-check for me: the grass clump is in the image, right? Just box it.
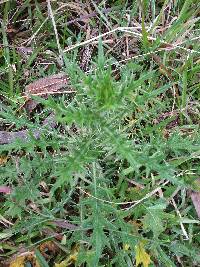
[0,0,200,266]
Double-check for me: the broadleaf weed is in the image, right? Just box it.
[0,1,200,266]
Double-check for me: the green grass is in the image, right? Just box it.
[0,1,200,266]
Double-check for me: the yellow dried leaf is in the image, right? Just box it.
[54,254,77,267]
[9,252,40,267]
[135,241,151,267]
[55,245,78,267]
[0,155,8,165]
[55,259,68,267]
[9,256,24,267]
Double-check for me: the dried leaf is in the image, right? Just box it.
[25,72,69,95]
[53,219,78,230]
[135,241,151,267]
[23,99,38,113]
[42,228,63,241]
[9,242,59,267]
[0,155,8,165]
[0,186,12,194]
[9,252,40,267]
[9,256,24,267]
[0,113,56,145]
[191,191,200,219]
[39,241,59,259]
[55,259,69,267]
[55,245,79,267]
